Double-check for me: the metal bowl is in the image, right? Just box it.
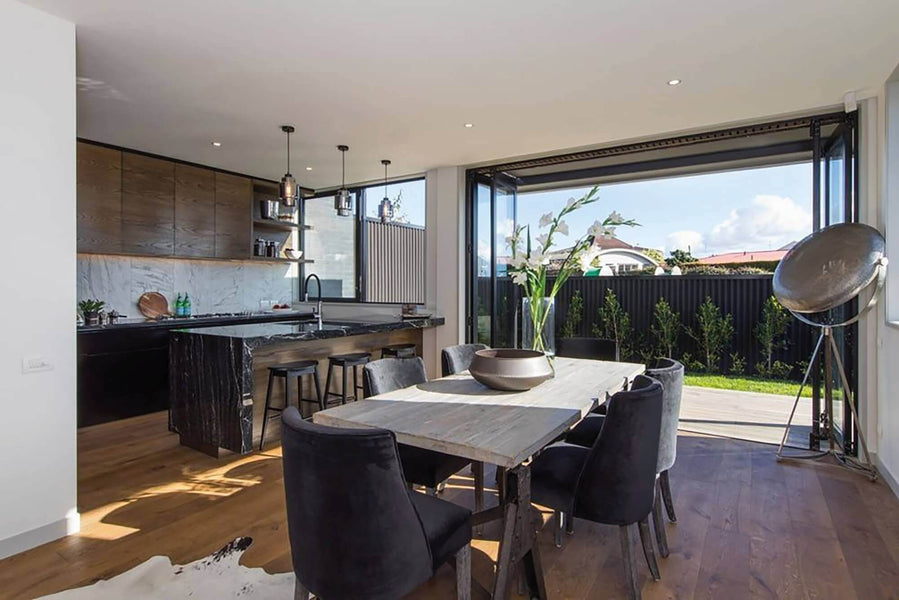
[468,348,553,391]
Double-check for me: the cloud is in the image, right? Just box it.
[665,230,705,255]
[704,195,810,254]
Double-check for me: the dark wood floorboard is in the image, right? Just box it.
[1,412,899,599]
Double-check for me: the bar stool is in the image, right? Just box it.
[259,360,322,451]
[324,352,370,406]
[381,343,417,358]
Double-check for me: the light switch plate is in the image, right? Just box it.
[22,355,53,374]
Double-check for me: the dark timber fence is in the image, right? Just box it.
[481,274,816,377]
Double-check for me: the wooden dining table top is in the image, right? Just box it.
[313,357,645,468]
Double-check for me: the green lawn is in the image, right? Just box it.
[684,373,814,398]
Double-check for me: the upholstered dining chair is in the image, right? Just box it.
[441,343,488,376]
[564,358,685,557]
[529,375,664,600]
[280,407,472,600]
[364,357,484,510]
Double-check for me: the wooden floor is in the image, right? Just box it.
[679,386,813,449]
[3,412,899,600]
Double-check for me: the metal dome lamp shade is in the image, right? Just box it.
[279,125,298,208]
[334,145,353,217]
[378,159,394,223]
[773,222,888,480]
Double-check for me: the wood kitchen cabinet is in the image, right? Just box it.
[214,172,252,259]
[122,152,175,256]
[174,164,216,257]
[77,142,123,253]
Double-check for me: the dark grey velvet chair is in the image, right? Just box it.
[530,375,664,599]
[564,358,685,558]
[364,357,484,509]
[441,343,488,376]
[280,407,472,600]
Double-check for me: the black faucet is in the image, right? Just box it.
[303,273,322,325]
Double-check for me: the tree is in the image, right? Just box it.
[559,290,584,338]
[643,248,665,264]
[650,298,681,358]
[688,296,734,372]
[592,289,632,359]
[668,249,698,267]
[755,295,791,376]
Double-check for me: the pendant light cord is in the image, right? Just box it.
[286,130,290,173]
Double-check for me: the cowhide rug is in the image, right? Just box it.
[39,537,297,599]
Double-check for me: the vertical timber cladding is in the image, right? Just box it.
[364,219,426,303]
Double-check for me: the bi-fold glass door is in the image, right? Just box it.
[468,172,519,347]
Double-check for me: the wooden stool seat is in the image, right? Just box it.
[259,360,323,451]
[269,360,318,376]
[381,343,417,358]
[328,352,371,367]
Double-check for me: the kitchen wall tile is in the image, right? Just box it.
[131,257,175,312]
[77,254,132,314]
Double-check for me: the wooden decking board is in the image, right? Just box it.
[1,412,899,599]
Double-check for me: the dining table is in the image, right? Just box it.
[313,356,646,599]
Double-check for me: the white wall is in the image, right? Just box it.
[0,0,78,558]
[422,167,465,376]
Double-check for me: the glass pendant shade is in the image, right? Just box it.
[378,196,394,222]
[334,188,352,217]
[279,125,298,208]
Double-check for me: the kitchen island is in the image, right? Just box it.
[169,315,444,456]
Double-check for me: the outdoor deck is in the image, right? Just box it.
[680,386,812,449]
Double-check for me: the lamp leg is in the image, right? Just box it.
[777,330,824,460]
[829,332,878,480]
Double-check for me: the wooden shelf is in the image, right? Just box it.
[250,256,314,264]
[252,219,312,232]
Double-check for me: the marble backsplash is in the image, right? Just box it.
[77,254,298,316]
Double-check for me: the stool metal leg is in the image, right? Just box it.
[353,365,360,400]
[259,372,275,451]
[324,361,334,407]
[285,375,293,411]
[313,368,323,411]
[341,365,349,405]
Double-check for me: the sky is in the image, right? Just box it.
[513,162,813,258]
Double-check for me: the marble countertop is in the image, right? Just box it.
[172,315,445,348]
[77,310,316,333]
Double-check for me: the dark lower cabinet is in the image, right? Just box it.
[78,329,170,427]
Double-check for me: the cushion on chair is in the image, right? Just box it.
[646,358,684,474]
[398,444,472,488]
[529,442,590,514]
[408,490,472,570]
[565,414,605,448]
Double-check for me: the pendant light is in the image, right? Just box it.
[378,159,394,223]
[334,145,352,217]
[279,125,298,208]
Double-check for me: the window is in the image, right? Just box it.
[303,194,357,299]
[363,179,426,227]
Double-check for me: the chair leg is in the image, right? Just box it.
[285,375,293,413]
[312,368,324,412]
[566,512,575,535]
[455,543,471,600]
[652,482,670,558]
[660,469,677,522]
[341,365,349,405]
[638,517,661,581]
[437,481,447,493]
[294,577,309,600]
[554,510,564,548]
[426,486,437,496]
[259,372,275,451]
[619,524,642,600]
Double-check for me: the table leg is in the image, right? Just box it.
[492,464,546,600]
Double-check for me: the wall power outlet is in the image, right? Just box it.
[22,355,54,374]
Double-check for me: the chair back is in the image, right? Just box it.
[556,337,619,361]
[364,356,428,397]
[646,358,684,473]
[280,407,433,599]
[441,343,488,376]
[574,375,662,526]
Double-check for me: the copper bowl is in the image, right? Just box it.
[469,348,553,391]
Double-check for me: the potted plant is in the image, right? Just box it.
[78,299,105,326]
[507,186,636,356]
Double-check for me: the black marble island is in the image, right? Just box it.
[169,316,444,457]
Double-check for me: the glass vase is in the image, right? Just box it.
[521,297,556,356]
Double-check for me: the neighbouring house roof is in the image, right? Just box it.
[697,249,788,264]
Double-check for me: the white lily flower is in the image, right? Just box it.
[578,247,600,272]
[566,197,578,209]
[587,219,604,239]
[528,251,549,267]
[556,220,569,236]
[504,235,514,248]
[607,211,624,225]
[602,226,616,238]
[538,212,554,228]
[536,233,549,247]
[511,271,528,286]
[510,251,528,269]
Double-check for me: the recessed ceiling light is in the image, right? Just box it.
[667,79,682,86]
[305,166,313,171]
[211,141,222,147]
[464,123,474,128]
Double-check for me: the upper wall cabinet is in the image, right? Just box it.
[214,172,252,259]
[77,142,123,253]
[122,152,175,256]
[174,164,216,258]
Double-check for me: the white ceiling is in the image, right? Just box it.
[22,0,899,188]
